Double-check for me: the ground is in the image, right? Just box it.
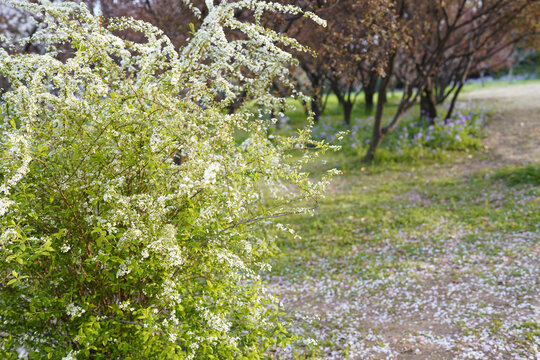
[268,82,540,359]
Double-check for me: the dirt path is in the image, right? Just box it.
[270,83,540,360]
[465,82,540,165]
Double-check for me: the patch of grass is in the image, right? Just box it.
[460,78,540,93]
[492,163,540,187]
[269,160,540,279]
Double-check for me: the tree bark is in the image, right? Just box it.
[420,78,437,124]
[363,76,390,162]
[343,102,353,126]
[330,82,354,126]
[365,91,375,115]
[364,72,378,114]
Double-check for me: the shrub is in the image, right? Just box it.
[395,105,487,151]
[0,1,336,358]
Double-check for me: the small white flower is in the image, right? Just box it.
[61,350,79,360]
[60,243,71,253]
[66,303,85,318]
[0,197,15,216]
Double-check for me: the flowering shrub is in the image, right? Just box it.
[396,106,487,151]
[305,104,486,162]
[0,1,336,358]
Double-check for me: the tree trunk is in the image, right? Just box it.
[508,66,514,83]
[330,82,354,126]
[343,102,353,126]
[364,73,378,115]
[420,80,437,124]
[364,77,390,162]
[365,91,375,115]
[445,82,465,121]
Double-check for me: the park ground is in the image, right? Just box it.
[268,82,540,359]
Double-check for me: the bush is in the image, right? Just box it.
[395,105,487,151]
[0,1,336,358]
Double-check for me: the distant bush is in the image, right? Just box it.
[306,104,487,164]
[0,1,336,359]
[394,105,487,151]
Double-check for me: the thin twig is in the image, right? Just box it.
[221,207,316,232]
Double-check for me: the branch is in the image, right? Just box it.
[221,206,317,232]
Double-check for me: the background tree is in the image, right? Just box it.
[363,0,537,162]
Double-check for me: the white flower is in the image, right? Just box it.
[66,303,85,318]
[203,162,221,185]
[116,261,132,278]
[0,197,15,216]
[62,350,79,360]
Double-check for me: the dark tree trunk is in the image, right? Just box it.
[365,91,375,114]
[343,102,353,126]
[420,79,437,124]
[330,82,354,126]
[364,72,378,114]
[364,76,391,162]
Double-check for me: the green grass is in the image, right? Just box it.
[268,80,540,277]
[270,160,540,278]
[491,163,540,187]
[459,78,540,93]
[266,80,540,358]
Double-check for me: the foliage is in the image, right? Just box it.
[298,101,486,165]
[0,1,338,359]
[394,106,486,151]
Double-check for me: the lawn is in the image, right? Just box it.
[266,81,540,359]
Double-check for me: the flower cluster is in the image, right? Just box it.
[396,105,487,151]
[0,0,335,358]
[309,104,486,157]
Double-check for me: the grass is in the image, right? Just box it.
[271,160,540,278]
[491,163,540,187]
[266,80,540,359]
[269,158,539,359]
